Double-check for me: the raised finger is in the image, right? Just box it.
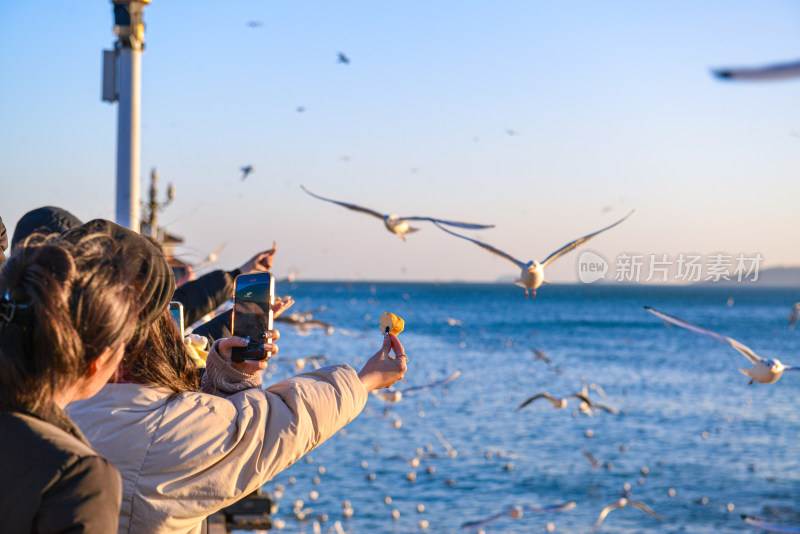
[380,333,392,357]
[388,333,405,358]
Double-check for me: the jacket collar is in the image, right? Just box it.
[6,402,91,445]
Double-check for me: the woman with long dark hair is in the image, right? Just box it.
[0,231,140,533]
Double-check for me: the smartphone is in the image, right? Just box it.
[231,272,274,362]
[169,301,184,335]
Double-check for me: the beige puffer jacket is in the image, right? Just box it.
[67,346,367,534]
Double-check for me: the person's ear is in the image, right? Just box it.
[87,347,117,377]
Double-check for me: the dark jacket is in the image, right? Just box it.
[0,407,122,534]
[191,308,233,342]
[173,269,240,327]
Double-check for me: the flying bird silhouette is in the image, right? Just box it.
[712,58,800,81]
[300,185,495,240]
[517,392,617,414]
[276,307,335,335]
[432,429,458,458]
[337,52,350,64]
[583,449,612,471]
[434,211,634,297]
[532,347,551,364]
[284,355,328,371]
[461,502,576,530]
[580,377,608,399]
[592,498,662,532]
[371,370,461,403]
[646,306,800,384]
[240,165,254,181]
[788,303,800,331]
[194,243,226,268]
[742,515,800,533]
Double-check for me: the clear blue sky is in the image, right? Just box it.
[2,1,799,282]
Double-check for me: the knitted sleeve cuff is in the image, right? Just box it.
[200,340,263,396]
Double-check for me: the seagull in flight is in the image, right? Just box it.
[583,449,612,471]
[284,354,328,371]
[337,52,350,65]
[532,347,551,364]
[742,515,800,533]
[193,243,226,268]
[712,58,800,81]
[434,211,633,297]
[274,306,334,335]
[461,502,576,530]
[592,498,662,532]
[371,370,461,403]
[788,303,800,331]
[240,165,254,181]
[581,377,607,399]
[276,306,327,324]
[432,428,458,458]
[646,306,800,384]
[517,392,617,414]
[300,185,495,240]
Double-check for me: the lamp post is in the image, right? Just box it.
[103,0,150,231]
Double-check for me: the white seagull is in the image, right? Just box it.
[461,502,576,530]
[646,306,800,384]
[275,306,334,334]
[300,185,495,241]
[284,355,328,371]
[193,243,226,268]
[517,392,618,414]
[371,370,461,403]
[433,211,633,297]
[432,429,458,458]
[742,515,800,533]
[592,498,663,532]
[712,59,800,82]
[788,303,800,331]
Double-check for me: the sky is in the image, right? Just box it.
[1,1,799,283]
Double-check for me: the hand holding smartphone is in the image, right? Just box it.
[231,272,274,362]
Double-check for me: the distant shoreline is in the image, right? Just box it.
[279,278,800,289]
[275,265,800,287]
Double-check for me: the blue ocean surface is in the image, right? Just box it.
[241,282,800,533]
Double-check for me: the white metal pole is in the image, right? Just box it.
[116,46,141,230]
[111,0,149,231]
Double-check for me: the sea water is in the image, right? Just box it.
[245,282,800,533]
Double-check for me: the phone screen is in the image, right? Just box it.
[231,272,274,362]
[169,301,184,335]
